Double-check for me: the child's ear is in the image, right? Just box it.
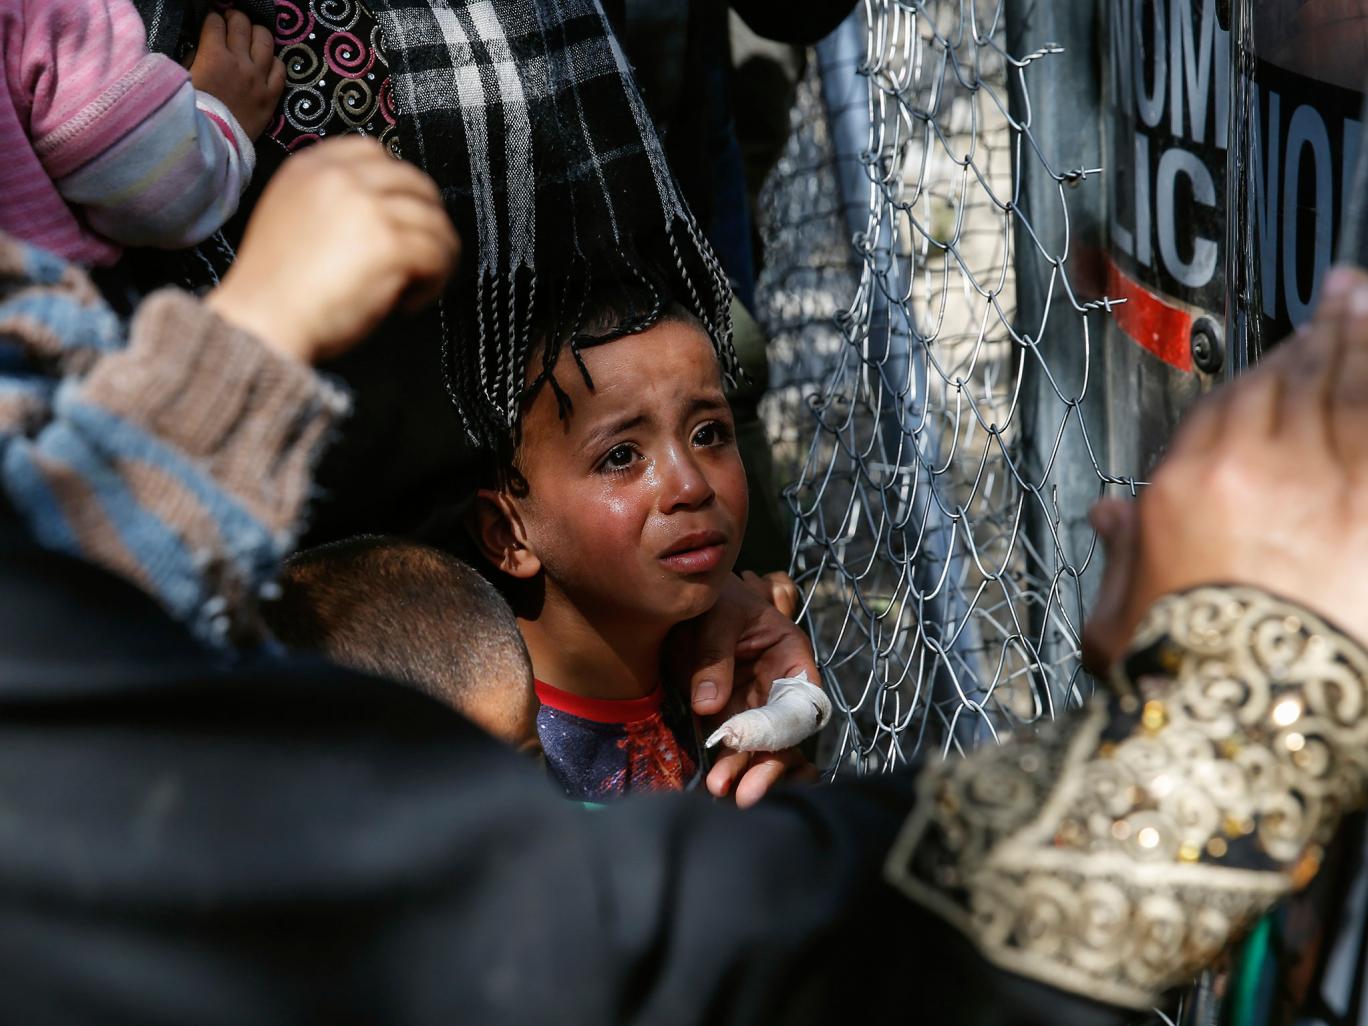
[470,489,542,580]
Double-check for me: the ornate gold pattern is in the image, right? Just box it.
[885,587,1368,1009]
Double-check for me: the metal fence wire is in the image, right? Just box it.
[756,0,1139,774]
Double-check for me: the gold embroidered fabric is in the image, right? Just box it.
[885,586,1368,1009]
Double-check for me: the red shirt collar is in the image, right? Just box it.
[534,678,664,723]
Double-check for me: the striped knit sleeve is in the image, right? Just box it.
[1,238,349,645]
[55,83,256,250]
[23,0,255,251]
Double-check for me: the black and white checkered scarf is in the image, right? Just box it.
[372,0,737,451]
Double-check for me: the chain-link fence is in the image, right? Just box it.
[757,0,1141,774]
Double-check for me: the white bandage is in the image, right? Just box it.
[704,670,832,753]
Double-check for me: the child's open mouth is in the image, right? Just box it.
[658,530,728,575]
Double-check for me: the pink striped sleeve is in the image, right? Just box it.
[22,0,189,180]
[55,84,255,250]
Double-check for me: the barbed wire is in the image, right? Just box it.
[756,0,1141,774]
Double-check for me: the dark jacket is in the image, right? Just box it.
[0,519,1119,1025]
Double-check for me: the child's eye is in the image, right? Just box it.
[599,444,638,473]
[692,421,731,448]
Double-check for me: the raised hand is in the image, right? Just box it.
[1085,267,1368,672]
[205,137,460,365]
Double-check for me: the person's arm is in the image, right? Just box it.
[890,584,1368,1012]
[1,138,457,643]
[0,245,349,643]
[887,266,1368,1011]
[653,591,1368,1020]
[24,0,278,250]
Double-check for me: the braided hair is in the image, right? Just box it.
[372,0,739,455]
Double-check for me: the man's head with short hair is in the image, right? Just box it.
[266,536,537,748]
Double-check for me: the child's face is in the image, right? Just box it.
[505,319,748,627]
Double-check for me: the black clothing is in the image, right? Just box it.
[0,521,1120,1025]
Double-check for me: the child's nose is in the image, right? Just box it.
[659,448,714,512]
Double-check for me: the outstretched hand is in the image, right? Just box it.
[1084,266,1368,673]
[674,572,822,808]
[205,137,459,365]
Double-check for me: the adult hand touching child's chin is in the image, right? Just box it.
[205,137,460,365]
[1084,265,1368,673]
[675,572,822,809]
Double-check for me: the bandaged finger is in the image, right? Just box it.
[705,671,832,753]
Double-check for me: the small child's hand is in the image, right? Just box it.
[190,10,284,140]
[205,137,460,364]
